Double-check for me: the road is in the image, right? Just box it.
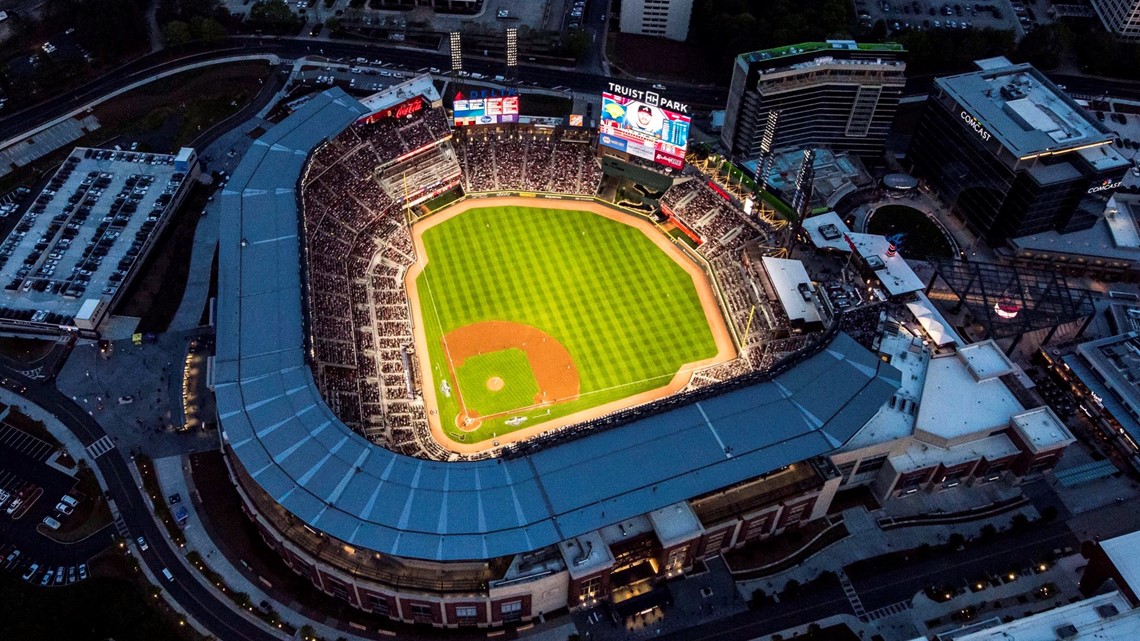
[652,519,1078,641]
[0,35,727,145]
[0,366,281,641]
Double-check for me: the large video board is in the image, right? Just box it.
[598,87,690,170]
[454,94,519,126]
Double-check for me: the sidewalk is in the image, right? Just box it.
[0,386,214,637]
[736,501,1040,600]
[152,453,327,640]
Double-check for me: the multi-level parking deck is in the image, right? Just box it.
[0,147,196,333]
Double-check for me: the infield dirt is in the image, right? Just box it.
[405,197,736,454]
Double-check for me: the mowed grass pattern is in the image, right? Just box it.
[454,349,540,417]
[417,205,718,442]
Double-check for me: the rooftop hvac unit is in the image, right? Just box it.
[1054,623,1078,640]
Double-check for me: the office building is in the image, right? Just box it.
[619,0,693,41]
[720,40,906,162]
[1090,0,1140,39]
[908,57,1130,245]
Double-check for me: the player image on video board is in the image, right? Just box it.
[598,92,690,169]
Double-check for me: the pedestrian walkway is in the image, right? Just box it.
[863,599,912,622]
[85,434,115,459]
[837,569,866,619]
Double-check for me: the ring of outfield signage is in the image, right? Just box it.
[406,197,737,450]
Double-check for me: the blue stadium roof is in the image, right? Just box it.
[214,88,902,562]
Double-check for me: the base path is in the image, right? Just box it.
[445,320,580,431]
[405,196,737,454]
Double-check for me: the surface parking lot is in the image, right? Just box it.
[0,423,56,462]
[854,0,1039,35]
[0,422,110,589]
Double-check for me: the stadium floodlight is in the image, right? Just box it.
[506,28,518,68]
[449,31,463,72]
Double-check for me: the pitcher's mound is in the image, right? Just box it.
[486,376,505,391]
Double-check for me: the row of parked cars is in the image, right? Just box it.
[41,493,79,530]
[3,544,89,587]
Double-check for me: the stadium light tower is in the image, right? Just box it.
[449,31,463,73]
[757,110,780,194]
[788,148,815,248]
[506,28,518,70]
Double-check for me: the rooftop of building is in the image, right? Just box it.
[1010,406,1074,452]
[752,149,872,209]
[1075,331,1140,405]
[907,291,965,347]
[1100,530,1140,600]
[759,256,822,324]
[214,88,902,563]
[646,502,703,549]
[558,529,614,579]
[0,146,191,325]
[916,347,1026,444]
[1010,193,1140,264]
[959,340,1017,381]
[890,433,1020,474]
[849,233,925,297]
[738,40,905,66]
[939,58,1125,162]
[358,73,440,114]
[803,211,852,251]
[926,591,1135,641]
[845,328,929,449]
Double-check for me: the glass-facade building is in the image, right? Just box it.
[908,59,1130,246]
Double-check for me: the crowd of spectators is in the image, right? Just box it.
[454,127,603,195]
[301,106,456,446]
[660,178,769,259]
[300,110,863,460]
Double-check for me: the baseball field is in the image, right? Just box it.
[406,198,735,449]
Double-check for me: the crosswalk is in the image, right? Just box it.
[837,569,867,619]
[85,435,115,459]
[112,514,130,538]
[863,600,914,622]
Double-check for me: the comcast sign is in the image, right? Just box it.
[961,111,992,142]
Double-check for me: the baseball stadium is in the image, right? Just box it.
[215,81,900,629]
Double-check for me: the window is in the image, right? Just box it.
[367,594,390,616]
[455,605,478,623]
[579,576,602,601]
[854,454,888,476]
[664,545,689,573]
[410,603,434,623]
[500,600,523,622]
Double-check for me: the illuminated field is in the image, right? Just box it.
[407,198,735,448]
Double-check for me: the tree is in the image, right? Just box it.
[56,0,148,57]
[190,16,227,42]
[1014,23,1072,70]
[164,20,193,46]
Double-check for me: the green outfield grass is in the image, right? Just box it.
[416,204,720,442]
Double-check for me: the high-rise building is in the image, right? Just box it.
[720,40,906,162]
[619,0,693,42]
[908,57,1130,246]
[1090,0,1140,39]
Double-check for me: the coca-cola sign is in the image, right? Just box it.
[356,97,424,125]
